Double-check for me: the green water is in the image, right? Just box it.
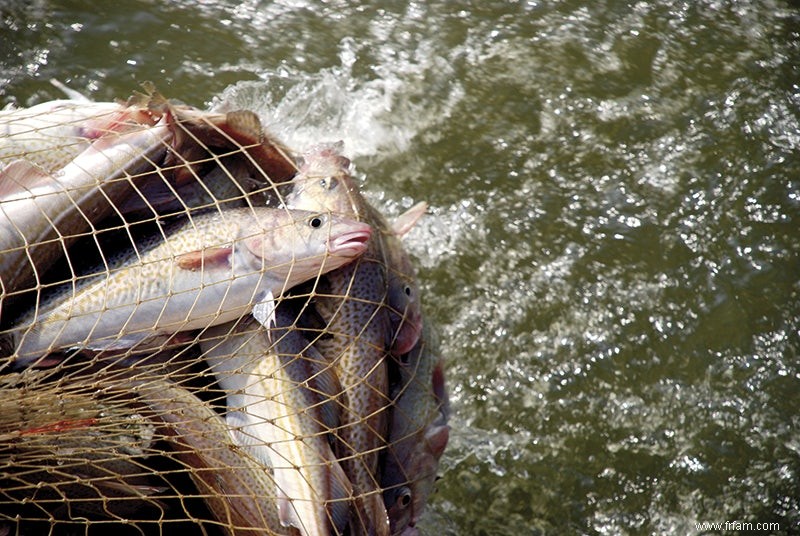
[2,1,799,534]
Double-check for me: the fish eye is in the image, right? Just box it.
[309,215,325,228]
[320,175,339,190]
[396,487,412,508]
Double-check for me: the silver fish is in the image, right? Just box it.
[0,118,173,298]
[128,377,289,535]
[201,311,352,536]
[0,98,158,173]
[381,323,449,535]
[287,142,399,536]
[5,207,371,368]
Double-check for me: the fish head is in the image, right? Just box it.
[387,268,423,356]
[385,420,449,534]
[285,143,360,216]
[242,210,371,285]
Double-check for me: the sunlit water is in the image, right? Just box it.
[2,1,799,534]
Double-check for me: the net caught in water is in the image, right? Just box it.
[0,85,449,536]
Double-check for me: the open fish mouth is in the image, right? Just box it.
[329,224,372,255]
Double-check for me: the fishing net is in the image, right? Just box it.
[0,86,449,536]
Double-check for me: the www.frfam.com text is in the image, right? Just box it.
[695,520,780,532]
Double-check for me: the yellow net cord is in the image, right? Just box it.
[0,87,448,536]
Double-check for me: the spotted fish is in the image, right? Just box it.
[200,310,353,536]
[381,322,449,535]
[129,377,290,535]
[286,143,426,356]
[287,142,423,536]
[4,207,371,369]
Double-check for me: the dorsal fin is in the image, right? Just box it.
[225,110,264,145]
[424,423,450,459]
[392,201,428,236]
[326,459,353,535]
[49,78,91,102]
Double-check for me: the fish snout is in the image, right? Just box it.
[328,222,372,257]
[391,312,423,356]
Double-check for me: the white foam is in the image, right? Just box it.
[211,36,463,160]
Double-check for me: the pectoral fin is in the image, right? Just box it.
[277,491,300,529]
[82,331,156,352]
[0,159,59,197]
[175,247,232,271]
[252,291,277,329]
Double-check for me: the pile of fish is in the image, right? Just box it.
[0,84,449,536]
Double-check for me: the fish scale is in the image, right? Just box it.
[313,244,392,536]
[200,312,353,536]
[129,377,290,535]
[286,144,397,536]
[4,207,371,369]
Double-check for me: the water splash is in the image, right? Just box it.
[211,35,464,160]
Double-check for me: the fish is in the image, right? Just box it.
[0,372,166,521]
[4,206,371,369]
[381,323,449,535]
[200,310,352,536]
[0,97,159,173]
[167,105,298,188]
[286,143,426,356]
[128,377,289,535]
[0,117,173,299]
[383,202,427,356]
[115,105,299,221]
[286,143,402,536]
[288,144,437,534]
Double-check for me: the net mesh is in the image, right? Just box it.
[0,87,448,536]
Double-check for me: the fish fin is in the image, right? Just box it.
[252,291,277,330]
[425,424,450,459]
[226,410,275,468]
[0,159,57,197]
[391,321,422,357]
[327,460,354,535]
[305,352,342,430]
[225,110,264,144]
[128,82,169,115]
[276,489,304,530]
[82,331,155,352]
[175,247,232,271]
[49,79,92,102]
[359,493,391,536]
[432,361,447,406]
[392,201,428,236]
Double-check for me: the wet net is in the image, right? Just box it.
[0,86,449,536]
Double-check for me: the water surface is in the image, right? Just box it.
[2,1,799,534]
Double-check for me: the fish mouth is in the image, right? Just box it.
[329,223,371,256]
